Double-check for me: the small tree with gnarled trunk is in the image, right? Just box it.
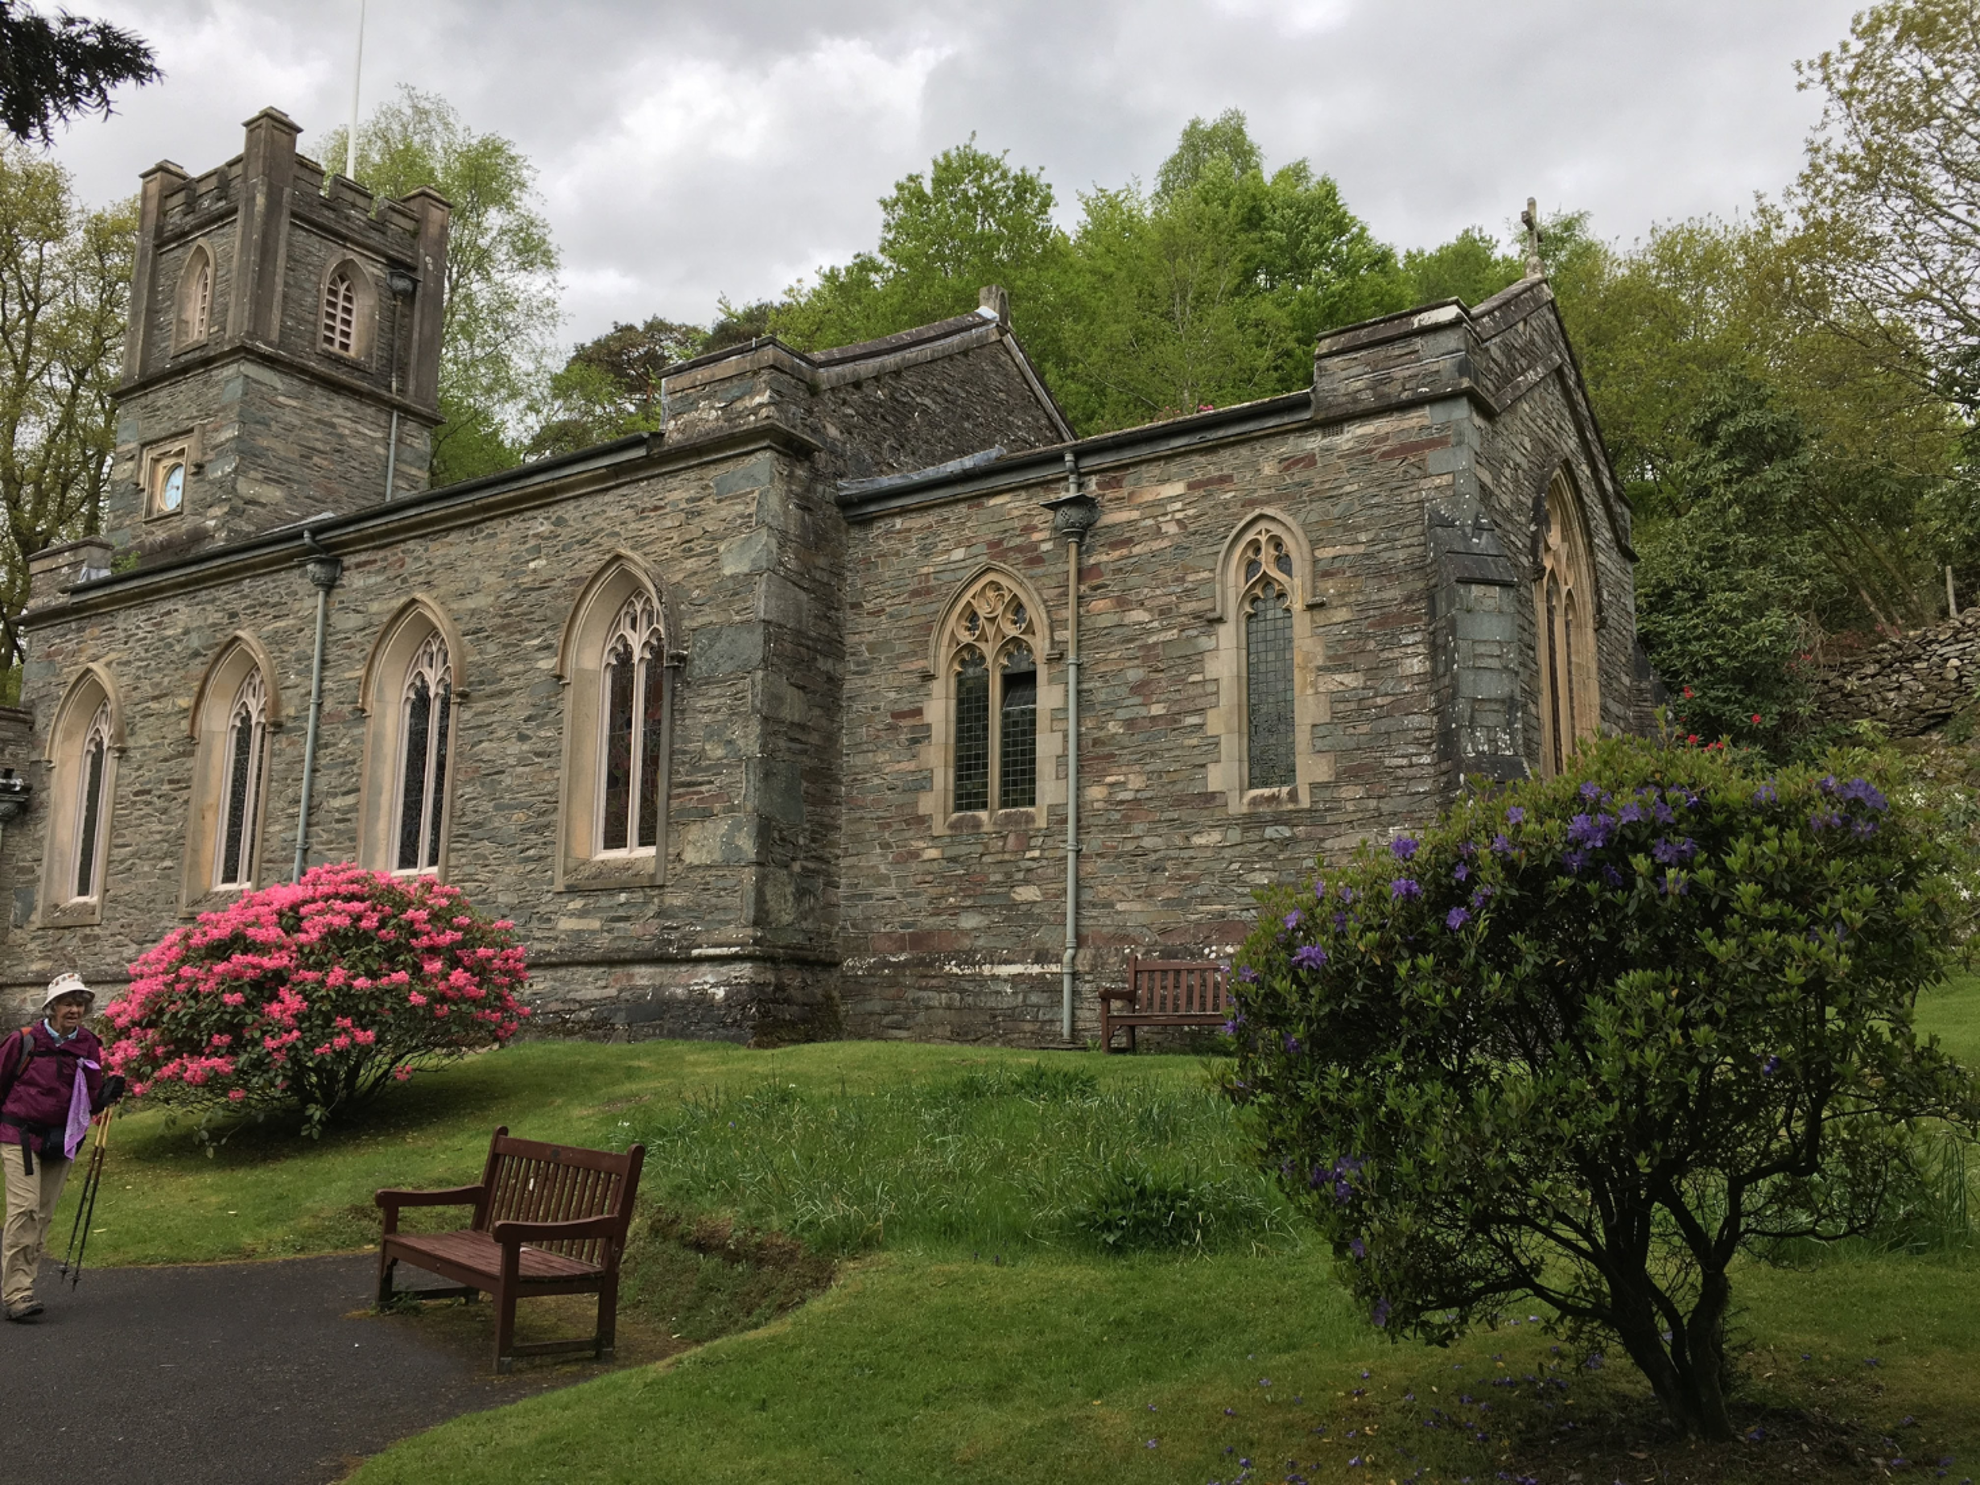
[1224,736,1976,1439]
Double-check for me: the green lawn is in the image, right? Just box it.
[48,974,1980,1484]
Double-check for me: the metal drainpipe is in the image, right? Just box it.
[1049,454,1100,1043]
[292,531,343,880]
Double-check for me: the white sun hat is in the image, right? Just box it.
[41,972,92,1010]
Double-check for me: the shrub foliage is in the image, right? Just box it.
[1224,736,1977,1439]
[106,864,530,1133]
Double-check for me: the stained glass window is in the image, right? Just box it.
[1246,581,1295,789]
[602,640,635,851]
[638,657,665,849]
[945,575,1041,818]
[594,593,665,855]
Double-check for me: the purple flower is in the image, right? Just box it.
[1221,1018,1241,1037]
[1810,808,1844,831]
[1333,911,1350,931]
[1293,944,1328,971]
[1283,1032,1301,1053]
[1652,800,1676,825]
[1372,1297,1391,1328]
[1601,864,1624,888]
[1651,836,1697,866]
[1579,781,1604,802]
[1445,907,1471,931]
[1392,836,1420,861]
[1840,777,1889,811]
[1819,774,1840,795]
[1760,1054,1782,1076]
[1616,801,1644,825]
[1349,1237,1366,1259]
[1390,877,1422,902]
[1340,885,1356,904]
[1283,909,1304,931]
[1491,833,1513,856]
[1313,878,1327,899]
[1753,782,1778,806]
[1453,861,1469,882]
[1562,848,1589,874]
[1470,884,1495,909]
[1236,966,1259,984]
[1852,817,1879,838]
[1506,806,1525,825]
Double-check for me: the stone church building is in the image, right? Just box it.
[0,109,1651,1042]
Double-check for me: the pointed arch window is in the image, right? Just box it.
[597,592,666,854]
[72,703,112,902]
[394,634,454,873]
[1239,530,1297,789]
[1536,471,1601,776]
[322,267,359,355]
[945,576,1039,817]
[214,669,269,889]
[175,246,213,348]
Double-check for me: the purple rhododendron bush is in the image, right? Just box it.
[1224,736,1979,1442]
[105,864,531,1135]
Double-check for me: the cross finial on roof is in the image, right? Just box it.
[1520,197,1544,279]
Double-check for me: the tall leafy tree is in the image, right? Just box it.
[321,88,562,486]
[0,1,155,143]
[0,141,131,679]
[528,315,703,459]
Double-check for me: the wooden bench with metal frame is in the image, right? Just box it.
[374,1126,645,1373]
[1097,957,1232,1052]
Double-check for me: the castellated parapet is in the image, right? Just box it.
[109,107,450,565]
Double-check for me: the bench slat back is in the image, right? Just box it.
[476,1129,639,1267]
[1128,958,1230,1017]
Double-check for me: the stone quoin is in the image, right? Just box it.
[0,110,1654,1044]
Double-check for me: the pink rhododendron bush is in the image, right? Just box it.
[105,864,531,1134]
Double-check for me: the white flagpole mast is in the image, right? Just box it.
[346,0,366,180]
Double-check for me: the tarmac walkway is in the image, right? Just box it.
[0,1253,599,1484]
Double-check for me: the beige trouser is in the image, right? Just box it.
[2,1142,72,1305]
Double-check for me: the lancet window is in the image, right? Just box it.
[394,634,453,873]
[597,592,666,854]
[72,702,112,902]
[1239,528,1297,790]
[1536,471,1601,777]
[214,669,269,889]
[322,267,359,355]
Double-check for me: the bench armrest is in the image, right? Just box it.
[1096,986,1139,1002]
[490,1214,622,1247]
[376,1184,484,1235]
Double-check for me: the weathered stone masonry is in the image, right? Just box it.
[0,112,1647,1044]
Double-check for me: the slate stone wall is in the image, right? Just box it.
[1811,608,1980,735]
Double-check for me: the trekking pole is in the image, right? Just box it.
[59,1110,111,1287]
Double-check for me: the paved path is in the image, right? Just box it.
[0,1254,588,1485]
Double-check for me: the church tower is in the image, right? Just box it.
[107,108,450,561]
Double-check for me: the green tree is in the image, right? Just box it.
[0,1,156,143]
[321,88,561,486]
[528,316,703,459]
[1791,0,1980,406]
[773,138,1066,354]
[1400,225,1523,308]
[0,141,131,678]
[1226,736,1976,1439]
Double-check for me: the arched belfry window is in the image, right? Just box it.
[394,633,454,873]
[598,592,666,854]
[946,575,1038,816]
[1239,530,1297,789]
[1536,469,1601,776]
[322,265,360,355]
[214,669,269,889]
[175,245,213,348]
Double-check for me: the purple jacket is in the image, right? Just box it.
[0,1021,105,1149]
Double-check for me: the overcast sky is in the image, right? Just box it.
[55,0,1861,348]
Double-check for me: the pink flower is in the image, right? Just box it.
[228,1088,247,1103]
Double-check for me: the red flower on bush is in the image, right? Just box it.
[105,864,530,1134]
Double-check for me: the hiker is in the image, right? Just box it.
[0,973,124,1321]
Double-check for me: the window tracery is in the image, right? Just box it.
[322,266,359,355]
[72,702,111,902]
[945,575,1039,817]
[1237,530,1297,790]
[1536,470,1601,776]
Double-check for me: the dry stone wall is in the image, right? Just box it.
[1812,609,1980,735]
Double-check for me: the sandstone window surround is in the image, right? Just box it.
[318,256,378,362]
[553,555,681,890]
[918,567,1064,836]
[173,242,215,350]
[141,434,195,520]
[38,665,124,927]
[1206,510,1331,813]
[1535,468,1602,777]
[180,635,282,909]
[357,600,466,880]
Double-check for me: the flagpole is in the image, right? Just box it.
[346,0,366,180]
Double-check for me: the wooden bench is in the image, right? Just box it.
[1097,957,1232,1052]
[375,1126,646,1373]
